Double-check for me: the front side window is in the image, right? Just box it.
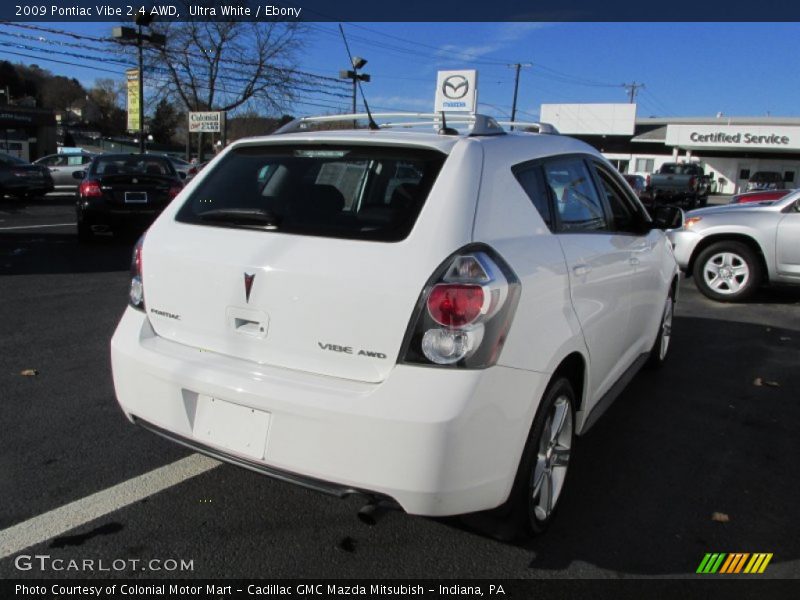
[543,158,607,232]
[175,145,446,242]
[593,164,644,234]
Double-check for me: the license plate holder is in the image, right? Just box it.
[193,396,271,460]
[125,191,148,203]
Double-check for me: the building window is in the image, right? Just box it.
[739,169,750,180]
[784,171,795,183]
[635,158,654,173]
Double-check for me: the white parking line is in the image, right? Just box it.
[0,454,219,560]
[0,223,75,231]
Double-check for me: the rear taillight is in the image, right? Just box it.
[688,176,696,188]
[645,174,651,187]
[79,180,102,198]
[168,184,183,200]
[400,246,520,368]
[188,166,198,176]
[129,234,145,310]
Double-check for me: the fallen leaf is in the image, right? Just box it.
[753,377,763,386]
[764,380,780,388]
[779,336,791,341]
[20,369,39,377]
[712,512,730,523]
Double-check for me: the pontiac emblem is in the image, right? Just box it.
[243,272,255,303]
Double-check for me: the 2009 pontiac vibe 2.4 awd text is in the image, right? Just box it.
[111,112,680,536]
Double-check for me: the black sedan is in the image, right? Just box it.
[75,154,183,241]
[0,152,54,200]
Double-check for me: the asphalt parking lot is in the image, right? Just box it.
[1,196,799,579]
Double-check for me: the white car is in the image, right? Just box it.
[111,113,680,536]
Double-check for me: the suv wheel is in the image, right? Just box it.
[692,241,761,302]
[646,292,674,368]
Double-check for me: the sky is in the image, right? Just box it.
[3,21,800,120]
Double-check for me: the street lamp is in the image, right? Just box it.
[112,14,166,154]
[339,56,370,115]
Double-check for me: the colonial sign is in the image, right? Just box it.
[188,111,223,133]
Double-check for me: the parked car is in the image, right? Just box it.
[166,156,199,182]
[746,171,785,192]
[34,151,94,194]
[0,152,54,199]
[75,153,183,241]
[648,162,711,208]
[669,190,800,301]
[729,189,792,204]
[111,113,680,537]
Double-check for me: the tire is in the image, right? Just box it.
[646,290,674,369]
[490,378,576,538]
[692,241,762,302]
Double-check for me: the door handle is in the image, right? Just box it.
[572,264,591,277]
[629,257,640,266]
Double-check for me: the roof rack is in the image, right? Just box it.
[274,112,559,137]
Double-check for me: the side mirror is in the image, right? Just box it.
[651,205,684,230]
[72,170,86,180]
[179,172,187,180]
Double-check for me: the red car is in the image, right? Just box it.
[729,189,792,204]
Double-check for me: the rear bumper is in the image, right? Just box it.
[78,203,166,228]
[111,307,549,516]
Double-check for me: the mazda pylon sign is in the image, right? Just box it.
[189,111,223,133]
[434,70,478,113]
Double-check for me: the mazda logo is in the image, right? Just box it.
[442,75,469,100]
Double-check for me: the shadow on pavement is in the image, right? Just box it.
[457,315,799,575]
[0,231,135,276]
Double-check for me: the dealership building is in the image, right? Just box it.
[540,104,800,194]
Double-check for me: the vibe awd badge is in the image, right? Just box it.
[318,343,387,359]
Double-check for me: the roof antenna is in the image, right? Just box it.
[338,24,379,131]
[438,111,458,136]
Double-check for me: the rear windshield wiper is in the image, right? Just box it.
[198,208,281,229]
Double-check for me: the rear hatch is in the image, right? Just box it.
[141,140,475,383]
[92,155,179,210]
[101,173,176,208]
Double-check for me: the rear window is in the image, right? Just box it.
[91,156,176,177]
[175,145,446,242]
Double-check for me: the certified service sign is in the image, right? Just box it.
[435,70,478,113]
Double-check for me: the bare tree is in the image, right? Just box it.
[150,21,303,115]
[137,18,305,159]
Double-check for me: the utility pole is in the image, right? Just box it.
[623,81,645,104]
[509,63,532,130]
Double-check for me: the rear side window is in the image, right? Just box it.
[513,164,553,230]
[175,145,446,242]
